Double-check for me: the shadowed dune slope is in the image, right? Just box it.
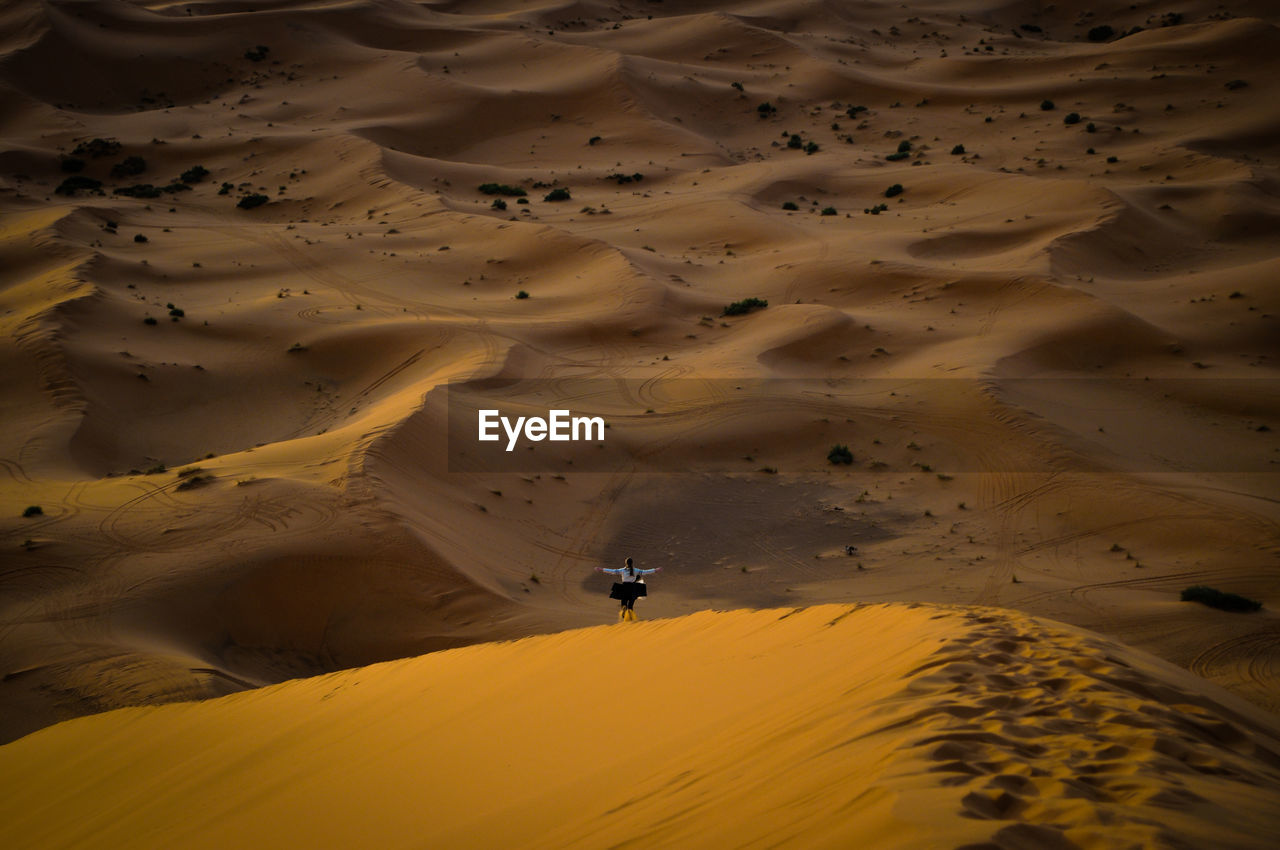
[1,604,1279,849]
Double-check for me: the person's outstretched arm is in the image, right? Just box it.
[636,567,663,575]
[595,567,624,575]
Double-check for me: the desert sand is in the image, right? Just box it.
[3,604,1280,849]
[1,0,1278,844]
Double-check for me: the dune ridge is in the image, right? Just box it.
[2,604,1279,849]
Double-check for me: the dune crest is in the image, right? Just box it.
[1,604,1278,849]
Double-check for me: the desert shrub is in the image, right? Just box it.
[517,197,528,204]
[1087,25,1114,42]
[176,474,214,491]
[884,183,903,198]
[516,290,530,299]
[885,151,909,161]
[731,81,744,91]
[168,307,184,317]
[1086,122,1097,133]
[804,141,819,155]
[59,155,85,173]
[143,316,158,325]
[491,198,507,210]
[114,184,162,198]
[1020,24,1042,33]
[897,140,912,153]
[180,165,209,183]
[1106,156,1118,164]
[820,206,837,216]
[606,172,644,184]
[950,144,965,155]
[588,135,601,145]
[478,183,526,197]
[1181,585,1262,613]
[237,193,269,209]
[110,156,146,178]
[1225,79,1248,91]
[134,234,148,243]
[1064,112,1081,125]
[722,297,768,316]
[55,176,102,196]
[72,138,120,158]
[161,183,190,193]
[787,134,803,149]
[1040,99,1055,111]
[22,505,43,517]
[757,102,777,117]
[827,444,854,465]
[245,45,270,61]
[543,188,571,201]
[218,182,233,195]
[781,201,798,210]
[864,203,888,215]
[845,105,867,118]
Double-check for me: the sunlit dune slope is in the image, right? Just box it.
[2,604,1279,849]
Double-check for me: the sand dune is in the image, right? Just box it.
[2,604,1279,849]
[0,0,1277,808]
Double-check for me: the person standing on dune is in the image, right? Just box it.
[596,558,661,621]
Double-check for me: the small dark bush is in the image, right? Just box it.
[781,201,798,211]
[60,155,85,173]
[180,165,209,183]
[55,176,102,196]
[237,193,269,209]
[491,198,507,210]
[110,156,146,178]
[515,290,529,299]
[731,81,744,91]
[22,505,43,517]
[517,198,528,204]
[722,297,768,317]
[161,183,190,194]
[143,316,158,325]
[543,188,571,202]
[114,184,162,199]
[885,151,909,161]
[218,182,233,195]
[827,444,854,465]
[588,135,601,145]
[1181,585,1262,613]
[820,206,837,216]
[606,173,644,184]
[168,307,184,317]
[950,144,965,155]
[1225,79,1248,91]
[134,234,148,243]
[804,141,819,155]
[1020,24,1042,33]
[1064,112,1081,125]
[787,134,803,149]
[1088,25,1114,42]
[757,102,777,117]
[897,140,912,153]
[478,183,526,197]
[1106,156,1118,164]
[72,138,121,158]
[245,45,270,62]
[864,203,888,215]
[845,105,867,118]
[884,183,903,198]
[1086,122,1097,133]
[1040,99,1055,111]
